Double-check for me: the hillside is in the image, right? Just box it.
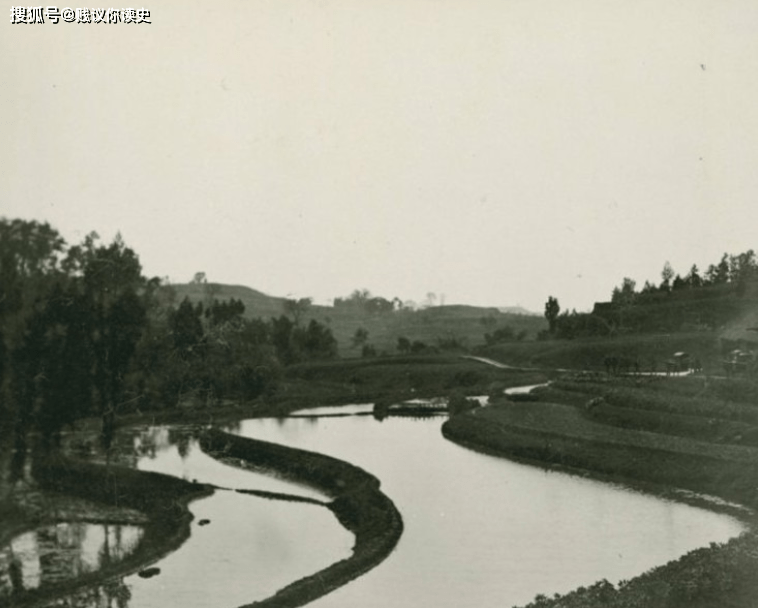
[479,331,722,373]
[593,283,758,333]
[498,305,539,316]
[164,283,547,356]
[168,283,289,318]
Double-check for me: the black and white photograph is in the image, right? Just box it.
[2,1,758,607]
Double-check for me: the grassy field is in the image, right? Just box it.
[478,331,722,373]
[278,354,551,409]
[442,374,758,608]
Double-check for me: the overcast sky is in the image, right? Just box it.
[3,0,758,312]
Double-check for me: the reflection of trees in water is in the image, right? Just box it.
[34,577,132,608]
[58,423,204,470]
[168,428,192,460]
[38,523,87,587]
[0,523,143,602]
[133,425,201,462]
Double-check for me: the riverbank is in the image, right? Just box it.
[442,374,758,607]
[200,428,403,608]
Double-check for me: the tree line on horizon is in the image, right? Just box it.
[0,217,338,448]
[543,249,758,339]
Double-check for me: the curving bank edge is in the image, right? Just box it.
[200,428,404,608]
[441,410,758,608]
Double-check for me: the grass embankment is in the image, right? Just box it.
[281,355,550,406]
[200,428,403,608]
[1,453,212,608]
[442,375,758,608]
[478,331,721,373]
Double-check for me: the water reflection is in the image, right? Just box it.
[34,578,132,608]
[0,523,143,599]
[234,414,746,608]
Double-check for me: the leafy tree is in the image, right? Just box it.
[0,219,69,433]
[484,326,515,345]
[64,233,149,446]
[641,280,657,294]
[283,297,312,326]
[0,219,67,401]
[297,319,338,360]
[170,298,204,357]
[352,327,369,349]
[710,254,730,284]
[271,315,297,365]
[335,289,371,310]
[685,264,702,288]
[270,315,337,363]
[611,277,636,304]
[660,261,675,291]
[397,336,411,354]
[365,297,393,315]
[544,296,560,334]
[206,297,245,327]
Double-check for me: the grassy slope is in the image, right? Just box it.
[478,331,722,373]
[282,355,551,406]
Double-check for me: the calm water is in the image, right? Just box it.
[2,406,746,608]
[1,426,352,608]
[232,413,745,608]
[108,426,353,608]
[0,522,143,600]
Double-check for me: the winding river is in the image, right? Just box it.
[1,398,747,608]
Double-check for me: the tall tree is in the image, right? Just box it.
[660,261,675,291]
[544,296,560,334]
[0,219,67,427]
[64,233,149,447]
[685,264,702,288]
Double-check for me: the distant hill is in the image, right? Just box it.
[498,306,539,316]
[164,283,548,356]
[592,280,758,336]
[168,283,289,318]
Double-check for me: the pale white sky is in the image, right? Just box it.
[3,0,758,312]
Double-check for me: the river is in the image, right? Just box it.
[0,402,746,608]
[229,410,745,608]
